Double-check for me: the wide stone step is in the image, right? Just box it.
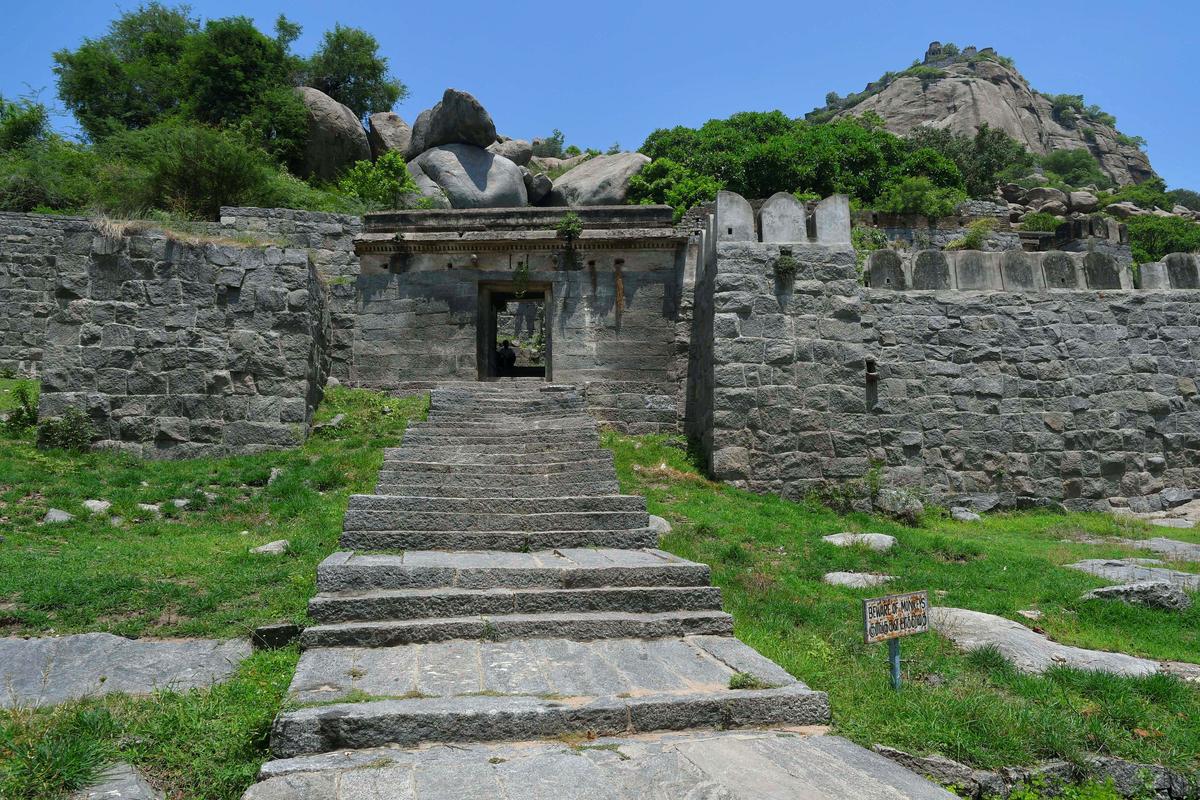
[346,494,646,514]
[376,458,614,477]
[300,610,735,649]
[407,418,596,432]
[343,509,648,533]
[270,683,827,758]
[251,730,955,800]
[382,448,611,465]
[373,480,621,498]
[375,471,618,489]
[400,433,600,449]
[308,585,724,622]
[340,527,659,552]
[316,549,712,592]
[384,440,600,457]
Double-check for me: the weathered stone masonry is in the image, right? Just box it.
[695,191,1200,511]
[36,224,330,458]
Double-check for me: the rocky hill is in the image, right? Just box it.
[816,42,1154,186]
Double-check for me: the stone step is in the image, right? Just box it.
[426,409,592,420]
[400,433,600,448]
[343,510,648,533]
[377,456,612,474]
[384,440,599,456]
[375,470,618,489]
[299,610,735,649]
[407,418,596,432]
[346,494,646,514]
[382,448,611,466]
[308,585,723,623]
[316,549,712,592]
[270,683,827,758]
[373,480,621,498]
[340,527,659,552]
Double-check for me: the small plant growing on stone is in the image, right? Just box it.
[0,366,16,379]
[772,247,799,281]
[728,672,774,690]
[944,218,996,251]
[3,383,38,433]
[36,407,97,453]
[1019,212,1063,233]
[556,211,583,243]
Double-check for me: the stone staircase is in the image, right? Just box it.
[246,385,954,798]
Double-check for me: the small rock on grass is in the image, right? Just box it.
[1081,581,1192,612]
[823,572,895,588]
[1151,518,1195,529]
[1016,609,1043,621]
[822,532,896,551]
[83,499,111,515]
[137,503,161,515]
[950,506,981,522]
[70,762,163,800]
[172,498,190,509]
[268,467,284,486]
[43,508,74,524]
[648,515,671,535]
[251,539,290,556]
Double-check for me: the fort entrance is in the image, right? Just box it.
[477,283,551,380]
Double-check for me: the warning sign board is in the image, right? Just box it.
[863,590,929,644]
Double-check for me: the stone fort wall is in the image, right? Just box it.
[695,191,1200,511]
[28,221,329,458]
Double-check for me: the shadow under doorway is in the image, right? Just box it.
[477,283,551,381]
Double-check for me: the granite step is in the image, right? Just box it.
[300,610,735,649]
[250,731,953,800]
[373,480,621,498]
[384,441,601,456]
[316,549,712,592]
[400,433,601,449]
[346,495,646,514]
[343,509,648,533]
[383,448,611,465]
[340,527,660,552]
[374,471,618,489]
[376,459,614,478]
[308,585,724,623]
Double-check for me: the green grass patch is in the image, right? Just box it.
[0,385,427,638]
[604,432,1200,774]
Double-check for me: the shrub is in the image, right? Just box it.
[531,129,566,158]
[1166,188,1200,212]
[1101,177,1174,212]
[944,218,996,250]
[336,151,420,209]
[94,121,280,219]
[3,383,38,433]
[36,407,98,452]
[0,95,49,152]
[0,136,98,213]
[626,158,723,221]
[1124,215,1200,264]
[873,176,966,218]
[1019,212,1064,232]
[1039,148,1111,189]
[907,124,1035,199]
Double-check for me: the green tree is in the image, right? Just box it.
[180,17,293,126]
[627,158,723,220]
[1167,188,1200,212]
[1124,216,1200,264]
[532,129,565,158]
[873,176,966,218]
[1039,148,1110,189]
[52,2,198,140]
[906,124,1034,198]
[304,25,405,121]
[336,151,419,209]
[0,96,49,151]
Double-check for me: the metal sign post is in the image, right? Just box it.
[863,590,930,691]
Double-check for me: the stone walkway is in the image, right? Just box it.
[243,385,951,798]
[0,632,249,708]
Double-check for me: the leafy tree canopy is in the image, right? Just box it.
[305,25,406,121]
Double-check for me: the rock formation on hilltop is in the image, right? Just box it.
[817,42,1154,186]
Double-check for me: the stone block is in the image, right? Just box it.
[759,192,808,243]
[815,195,851,245]
[911,251,950,290]
[867,250,905,290]
[716,191,755,242]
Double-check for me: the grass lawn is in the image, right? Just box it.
[0,382,426,799]
[2,380,1196,798]
[604,431,1200,777]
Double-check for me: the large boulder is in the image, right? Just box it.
[548,152,650,206]
[529,153,589,174]
[488,138,533,167]
[521,167,552,205]
[1069,190,1100,213]
[1082,581,1192,611]
[1024,186,1069,211]
[367,112,412,160]
[295,87,370,182]
[405,89,496,159]
[408,144,527,209]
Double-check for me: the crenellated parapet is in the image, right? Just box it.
[865,248,1137,292]
[715,191,851,245]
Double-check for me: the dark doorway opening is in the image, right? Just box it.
[477,283,552,381]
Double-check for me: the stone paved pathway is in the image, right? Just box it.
[0,632,249,708]
[243,385,952,798]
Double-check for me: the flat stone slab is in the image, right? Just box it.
[246,729,956,799]
[1067,559,1200,591]
[823,572,895,589]
[1151,518,1195,529]
[0,633,250,708]
[822,532,896,551]
[288,635,796,704]
[929,607,1158,677]
[71,762,163,800]
[1081,581,1192,611]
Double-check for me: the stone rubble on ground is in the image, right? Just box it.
[43,508,73,524]
[268,468,284,485]
[647,514,672,535]
[822,532,897,551]
[1081,581,1192,611]
[83,499,111,515]
[70,762,163,800]
[823,572,896,589]
[0,633,249,708]
[1067,559,1200,591]
[250,539,290,556]
[950,507,981,522]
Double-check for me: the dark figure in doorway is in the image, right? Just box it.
[497,340,517,375]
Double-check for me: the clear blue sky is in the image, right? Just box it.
[2,0,1196,189]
